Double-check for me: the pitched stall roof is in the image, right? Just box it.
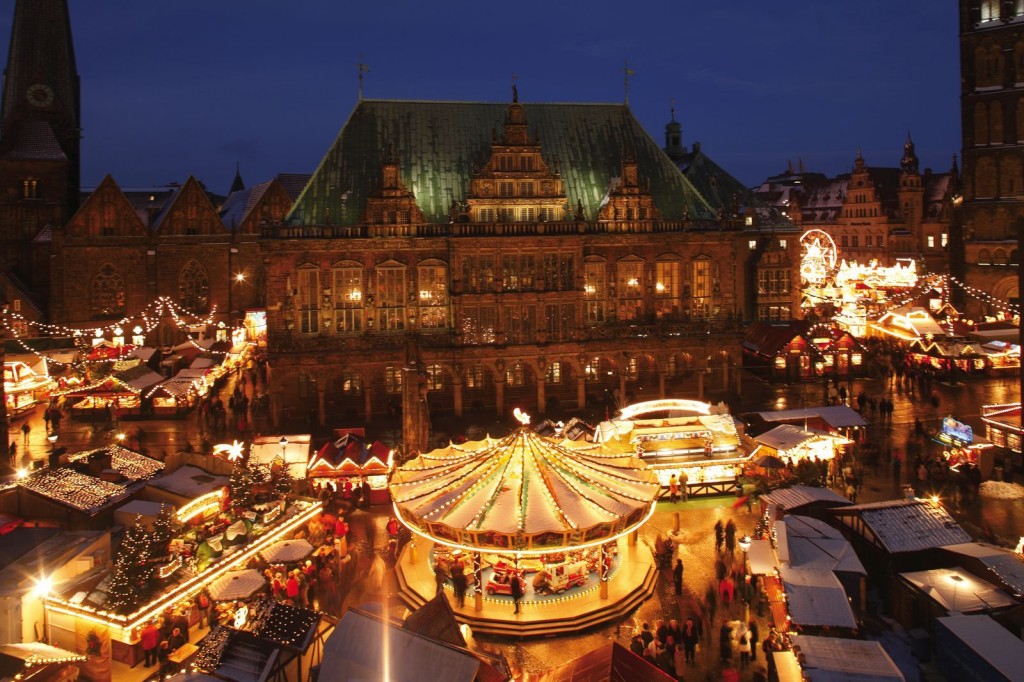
[777,515,865,574]
[785,634,905,682]
[936,615,1024,682]
[901,568,1017,613]
[760,485,852,512]
[534,642,676,682]
[942,542,1024,599]
[750,406,868,430]
[289,99,717,226]
[778,566,858,628]
[831,499,971,554]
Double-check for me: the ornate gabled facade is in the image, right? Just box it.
[49,175,284,335]
[958,0,1024,316]
[753,141,958,283]
[261,97,749,429]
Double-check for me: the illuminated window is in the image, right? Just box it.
[546,361,562,384]
[584,357,601,381]
[981,0,999,21]
[778,240,787,249]
[744,216,753,226]
[941,233,949,248]
[342,371,362,394]
[90,263,126,318]
[418,263,448,329]
[505,305,536,344]
[626,356,639,380]
[851,353,862,366]
[774,356,786,369]
[376,265,406,331]
[506,362,525,387]
[502,254,535,291]
[927,235,935,249]
[22,177,38,199]
[545,303,575,342]
[384,366,403,393]
[617,260,644,321]
[179,260,210,313]
[333,265,363,333]
[297,266,320,334]
[584,261,606,323]
[426,364,445,390]
[690,258,712,317]
[477,208,495,223]
[748,240,757,250]
[655,261,681,318]
[518,207,535,222]
[466,364,486,389]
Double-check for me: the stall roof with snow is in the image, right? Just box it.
[900,568,1017,614]
[829,499,971,554]
[752,424,848,452]
[145,465,229,501]
[935,615,1024,682]
[941,542,1024,599]
[778,566,858,628]
[776,634,904,682]
[746,405,868,432]
[777,515,866,575]
[760,485,852,513]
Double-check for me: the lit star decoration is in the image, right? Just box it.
[214,440,247,461]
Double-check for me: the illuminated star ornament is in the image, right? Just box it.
[213,440,247,461]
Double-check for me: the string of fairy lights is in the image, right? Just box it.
[1,295,233,367]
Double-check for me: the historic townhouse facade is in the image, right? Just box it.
[959,0,1024,316]
[261,97,757,428]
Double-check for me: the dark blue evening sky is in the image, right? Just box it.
[1,0,959,195]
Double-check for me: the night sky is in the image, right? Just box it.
[0,0,959,195]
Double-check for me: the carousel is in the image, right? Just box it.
[389,409,661,637]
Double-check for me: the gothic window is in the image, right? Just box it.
[341,370,362,394]
[546,361,562,384]
[617,259,644,321]
[584,356,601,381]
[21,177,37,199]
[384,366,403,393]
[499,181,514,197]
[466,364,486,389]
[992,101,1005,143]
[90,263,126,318]
[654,260,681,319]
[332,263,363,333]
[505,362,525,387]
[297,266,320,334]
[417,262,448,330]
[689,257,713,318]
[980,0,999,21]
[583,260,606,324]
[626,357,639,381]
[426,364,445,391]
[376,265,406,332]
[994,248,1009,265]
[1001,156,1022,196]
[976,157,998,198]
[978,248,992,265]
[544,303,575,342]
[504,305,536,344]
[178,260,210,313]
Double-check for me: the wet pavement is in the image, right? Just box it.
[5,369,1024,680]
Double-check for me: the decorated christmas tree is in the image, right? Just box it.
[273,463,294,498]
[150,504,178,558]
[106,516,155,614]
[228,460,254,509]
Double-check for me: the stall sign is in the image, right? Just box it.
[940,417,973,445]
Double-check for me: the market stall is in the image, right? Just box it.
[308,431,391,504]
[750,424,851,464]
[3,354,54,418]
[933,416,996,478]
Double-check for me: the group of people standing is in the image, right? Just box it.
[629,617,702,679]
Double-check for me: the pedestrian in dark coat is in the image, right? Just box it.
[510,574,523,614]
[719,622,733,662]
[714,520,724,553]
[673,559,684,595]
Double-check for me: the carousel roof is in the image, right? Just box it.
[389,426,659,538]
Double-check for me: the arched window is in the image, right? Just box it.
[1000,156,1022,196]
[90,264,125,318]
[994,248,1009,265]
[341,370,362,394]
[978,248,992,265]
[178,260,210,313]
[991,101,1005,144]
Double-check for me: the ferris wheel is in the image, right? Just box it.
[799,229,838,285]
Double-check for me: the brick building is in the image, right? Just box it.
[958,0,1024,317]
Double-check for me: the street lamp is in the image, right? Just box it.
[46,433,58,466]
[279,436,288,466]
[33,575,52,643]
[738,535,752,622]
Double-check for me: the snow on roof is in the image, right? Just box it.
[777,515,866,575]
[942,543,1024,597]
[754,424,843,452]
[936,615,1024,681]
[779,566,857,628]
[901,568,1016,613]
[760,485,851,510]
[752,405,868,429]
[788,634,904,681]
[147,465,228,499]
[19,467,130,513]
[835,499,971,553]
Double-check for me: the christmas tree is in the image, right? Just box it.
[228,460,254,509]
[273,464,294,498]
[106,516,155,614]
[150,504,178,558]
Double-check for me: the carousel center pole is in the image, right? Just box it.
[474,551,483,610]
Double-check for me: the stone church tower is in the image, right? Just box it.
[0,0,80,293]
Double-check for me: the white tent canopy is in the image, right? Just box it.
[208,569,266,601]
[777,515,866,575]
[260,539,313,564]
[774,635,905,682]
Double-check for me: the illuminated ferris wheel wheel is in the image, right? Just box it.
[799,229,838,285]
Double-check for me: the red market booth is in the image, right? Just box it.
[308,430,392,504]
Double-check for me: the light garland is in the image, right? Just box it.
[947,275,1020,315]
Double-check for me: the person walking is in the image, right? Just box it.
[748,620,759,662]
[8,441,15,466]
[510,572,524,614]
[673,559,684,595]
[669,474,679,503]
[738,624,752,669]
[719,621,733,662]
[20,422,30,445]
[724,519,737,554]
[679,469,689,502]
[714,520,724,554]
[453,569,467,608]
[434,562,447,596]
[682,617,700,663]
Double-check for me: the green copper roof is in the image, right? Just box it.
[288,99,717,226]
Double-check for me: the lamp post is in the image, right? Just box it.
[278,436,288,465]
[46,433,58,467]
[33,576,52,643]
[738,535,752,623]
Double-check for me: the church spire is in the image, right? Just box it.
[0,0,81,217]
[900,130,919,174]
[663,99,686,162]
[229,162,245,193]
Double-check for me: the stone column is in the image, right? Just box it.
[658,370,667,399]
[495,379,505,416]
[697,369,704,401]
[536,378,545,415]
[363,387,373,424]
[453,378,463,418]
[576,377,586,410]
[317,383,327,427]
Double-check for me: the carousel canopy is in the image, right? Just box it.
[389,423,660,550]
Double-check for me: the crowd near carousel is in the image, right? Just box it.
[389,409,662,637]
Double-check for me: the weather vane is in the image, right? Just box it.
[624,59,636,106]
[357,53,370,101]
